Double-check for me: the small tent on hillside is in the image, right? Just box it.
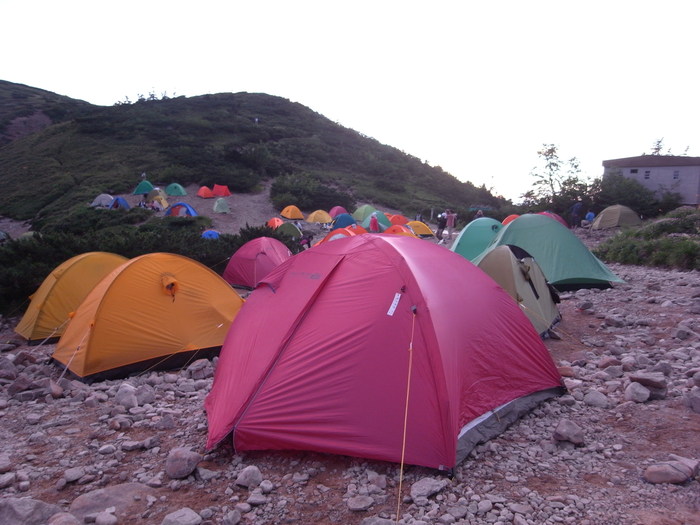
[331,213,356,229]
[306,210,332,224]
[15,252,128,343]
[132,180,154,195]
[328,206,348,218]
[476,245,561,337]
[592,205,642,230]
[352,204,377,222]
[213,198,230,214]
[165,183,187,196]
[317,227,357,244]
[223,237,292,289]
[475,214,624,290]
[202,230,221,239]
[383,224,418,237]
[406,220,435,238]
[276,222,303,239]
[389,214,409,225]
[205,235,565,470]
[90,194,114,208]
[538,212,568,228]
[360,210,391,231]
[197,186,214,199]
[212,184,232,197]
[165,202,198,217]
[52,253,244,380]
[280,205,304,220]
[451,217,503,261]
[109,197,130,210]
[267,217,284,229]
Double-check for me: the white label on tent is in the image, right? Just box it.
[387,293,402,316]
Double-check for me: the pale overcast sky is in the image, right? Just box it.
[2,0,698,201]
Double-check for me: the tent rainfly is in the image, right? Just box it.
[280,205,304,220]
[223,237,292,289]
[213,198,230,213]
[592,205,642,230]
[165,183,187,196]
[15,252,128,343]
[205,235,564,470]
[52,253,244,380]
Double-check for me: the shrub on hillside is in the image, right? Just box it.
[0,221,298,315]
[270,172,355,212]
[594,208,700,270]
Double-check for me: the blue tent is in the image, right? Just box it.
[165,202,198,217]
[109,197,131,210]
[202,230,221,239]
[332,213,357,229]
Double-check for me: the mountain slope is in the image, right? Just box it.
[0,81,503,226]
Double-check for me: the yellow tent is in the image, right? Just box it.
[306,209,332,223]
[52,253,244,379]
[406,220,435,237]
[15,252,128,343]
[280,205,304,220]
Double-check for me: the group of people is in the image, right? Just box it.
[569,200,595,228]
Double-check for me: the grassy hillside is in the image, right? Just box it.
[0,81,503,229]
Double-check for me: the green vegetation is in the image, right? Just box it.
[521,144,682,221]
[594,207,700,270]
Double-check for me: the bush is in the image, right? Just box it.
[594,208,700,270]
[270,172,355,212]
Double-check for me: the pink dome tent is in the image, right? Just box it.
[206,235,564,470]
[222,237,292,289]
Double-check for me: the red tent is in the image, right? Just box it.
[197,186,214,199]
[222,237,292,289]
[212,184,232,197]
[206,235,564,470]
[538,211,568,228]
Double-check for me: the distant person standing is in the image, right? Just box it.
[445,209,458,240]
[569,199,584,229]
[369,212,380,233]
[473,209,484,221]
[436,213,447,241]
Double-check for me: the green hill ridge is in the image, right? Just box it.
[0,80,503,228]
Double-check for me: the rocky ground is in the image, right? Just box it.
[0,197,699,525]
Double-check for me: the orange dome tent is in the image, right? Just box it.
[15,252,128,343]
[267,217,284,229]
[384,225,418,237]
[281,205,304,220]
[52,253,244,380]
[197,186,214,199]
[502,214,519,225]
[389,214,409,225]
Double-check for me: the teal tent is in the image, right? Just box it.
[352,204,377,222]
[165,183,188,196]
[133,180,154,195]
[451,218,502,261]
[474,214,624,290]
[360,211,391,231]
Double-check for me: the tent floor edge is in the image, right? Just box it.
[50,347,222,383]
[455,386,566,466]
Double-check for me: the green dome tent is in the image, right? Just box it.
[132,180,154,195]
[451,217,502,261]
[165,183,188,196]
[360,211,391,231]
[352,204,377,222]
[474,214,624,291]
[591,205,642,230]
[276,222,303,239]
